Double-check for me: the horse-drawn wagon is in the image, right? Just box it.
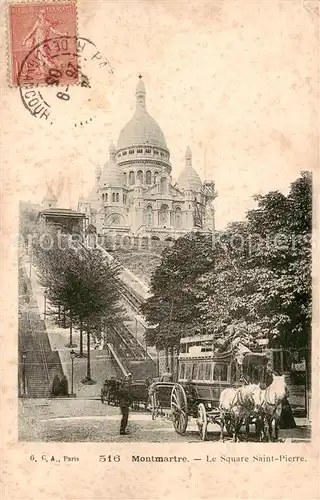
[150,333,272,441]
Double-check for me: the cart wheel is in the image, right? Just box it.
[197,403,208,441]
[171,384,188,435]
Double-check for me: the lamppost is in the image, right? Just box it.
[29,248,32,278]
[70,349,76,397]
[44,289,47,319]
[22,350,27,396]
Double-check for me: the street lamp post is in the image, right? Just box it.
[22,351,27,396]
[29,249,32,278]
[44,289,47,319]
[70,349,76,397]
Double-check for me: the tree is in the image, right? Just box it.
[142,172,312,355]
[19,202,40,247]
[32,225,125,383]
[141,232,215,352]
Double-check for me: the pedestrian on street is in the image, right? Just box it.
[118,375,133,435]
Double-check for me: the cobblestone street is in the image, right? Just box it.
[19,399,311,443]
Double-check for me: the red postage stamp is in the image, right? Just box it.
[8,1,78,86]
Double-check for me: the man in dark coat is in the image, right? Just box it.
[118,377,133,435]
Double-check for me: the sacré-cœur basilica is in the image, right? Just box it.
[76,76,216,245]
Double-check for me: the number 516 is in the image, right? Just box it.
[99,455,120,462]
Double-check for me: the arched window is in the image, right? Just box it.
[137,170,143,184]
[175,207,182,228]
[144,205,153,226]
[112,193,116,202]
[151,235,161,249]
[159,204,169,226]
[146,170,151,185]
[123,172,127,185]
[129,171,135,185]
[116,193,119,202]
[160,177,167,194]
[154,171,159,183]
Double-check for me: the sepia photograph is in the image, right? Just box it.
[1,0,319,498]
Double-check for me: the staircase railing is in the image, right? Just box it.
[107,343,130,377]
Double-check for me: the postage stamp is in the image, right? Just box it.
[8,1,77,86]
[18,35,113,125]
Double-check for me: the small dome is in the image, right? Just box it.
[178,166,202,191]
[100,145,123,186]
[177,146,202,191]
[117,77,168,151]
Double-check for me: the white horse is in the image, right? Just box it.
[262,374,289,441]
[219,388,236,440]
[219,384,262,442]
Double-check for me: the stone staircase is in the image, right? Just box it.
[19,265,64,398]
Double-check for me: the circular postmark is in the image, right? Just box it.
[17,36,113,126]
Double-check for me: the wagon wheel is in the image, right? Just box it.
[197,403,208,441]
[171,384,188,435]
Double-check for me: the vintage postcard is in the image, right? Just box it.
[1,0,319,499]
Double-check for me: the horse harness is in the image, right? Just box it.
[231,386,254,411]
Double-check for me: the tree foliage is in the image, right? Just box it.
[142,172,312,351]
[31,223,125,340]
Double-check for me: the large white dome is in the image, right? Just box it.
[116,78,168,151]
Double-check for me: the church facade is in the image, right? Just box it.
[78,77,216,245]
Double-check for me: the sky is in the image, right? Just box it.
[2,0,318,229]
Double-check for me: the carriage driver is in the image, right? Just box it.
[118,374,133,436]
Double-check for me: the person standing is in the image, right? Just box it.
[161,367,173,382]
[118,376,133,435]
